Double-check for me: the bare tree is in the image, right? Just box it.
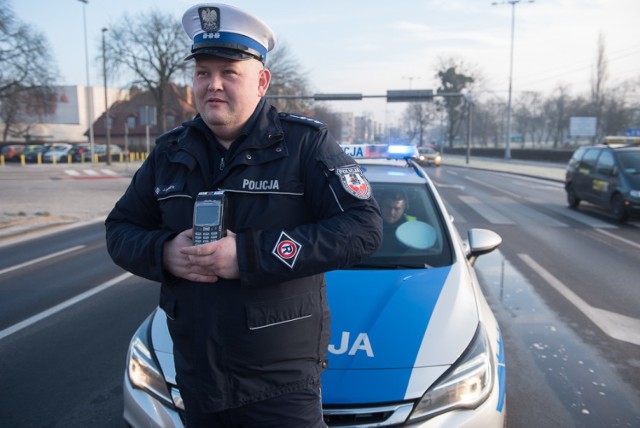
[513,91,545,147]
[105,10,191,133]
[544,85,572,148]
[435,58,475,148]
[402,103,436,147]
[590,32,608,143]
[265,41,342,136]
[0,0,58,141]
[309,104,342,139]
[266,42,313,114]
[470,96,503,147]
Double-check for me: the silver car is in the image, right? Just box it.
[124,144,506,427]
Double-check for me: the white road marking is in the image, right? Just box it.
[63,169,120,177]
[0,245,85,276]
[546,205,618,229]
[493,196,567,227]
[459,195,515,224]
[595,228,640,251]
[0,272,133,341]
[518,253,640,346]
[464,175,522,199]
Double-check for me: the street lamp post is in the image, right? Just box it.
[463,92,473,164]
[402,76,421,90]
[78,0,95,163]
[102,27,111,166]
[492,0,534,160]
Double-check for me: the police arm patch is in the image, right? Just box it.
[272,231,302,269]
[336,165,371,200]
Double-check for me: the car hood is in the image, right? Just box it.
[321,264,480,403]
[150,263,480,402]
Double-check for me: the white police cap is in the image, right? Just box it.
[182,3,276,63]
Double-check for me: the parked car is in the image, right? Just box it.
[82,144,123,162]
[0,145,24,162]
[20,145,43,160]
[69,143,91,162]
[42,143,74,163]
[24,145,51,163]
[417,146,442,167]
[122,144,506,427]
[565,140,640,222]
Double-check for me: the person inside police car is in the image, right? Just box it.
[380,190,416,251]
[105,3,382,427]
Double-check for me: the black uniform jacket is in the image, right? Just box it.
[105,100,382,412]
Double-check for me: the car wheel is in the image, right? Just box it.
[566,185,580,208]
[611,194,628,222]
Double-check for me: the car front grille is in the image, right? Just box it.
[323,402,415,427]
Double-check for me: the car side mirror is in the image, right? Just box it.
[467,228,502,266]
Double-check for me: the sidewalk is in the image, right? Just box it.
[0,162,141,244]
[441,154,566,182]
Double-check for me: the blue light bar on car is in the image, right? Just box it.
[341,144,418,160]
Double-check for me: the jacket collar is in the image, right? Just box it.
[169,100,285,181]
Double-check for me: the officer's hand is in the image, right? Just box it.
[180,230,240,281]
[163,229,220,283]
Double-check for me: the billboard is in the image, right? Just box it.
[569,116,597,137]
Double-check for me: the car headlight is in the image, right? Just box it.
[127,313,174,408]
[408,324,494,422]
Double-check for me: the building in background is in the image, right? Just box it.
[0,84,196,154]
[91,84,195,153]
[0,85,128,144]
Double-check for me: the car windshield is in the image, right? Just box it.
[617,150,640,174]
[350,181,453,269]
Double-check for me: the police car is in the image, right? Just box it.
[123,144,506,427]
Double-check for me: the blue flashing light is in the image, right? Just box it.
[341,144,418,160]
[387,144,419,159]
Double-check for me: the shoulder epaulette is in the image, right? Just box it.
[278,112,326,129]
[155,126,186,145]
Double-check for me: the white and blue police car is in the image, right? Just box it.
[123,144,506,427]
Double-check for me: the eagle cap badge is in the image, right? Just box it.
[198,7,220,33]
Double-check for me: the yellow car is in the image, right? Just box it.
[417,147,441,167]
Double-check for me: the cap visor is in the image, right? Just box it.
[184,48,256,62]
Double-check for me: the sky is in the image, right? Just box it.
[9,0,640,124]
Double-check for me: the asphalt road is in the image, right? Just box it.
[1,159,639,427]
[429,165,640,427]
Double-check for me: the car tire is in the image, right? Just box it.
[611,194,628,222]
[566,185,580,208]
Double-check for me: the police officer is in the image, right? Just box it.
[105,3,382,427]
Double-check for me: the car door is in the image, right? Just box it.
[591,149,616,206]
[573,148,600,202]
